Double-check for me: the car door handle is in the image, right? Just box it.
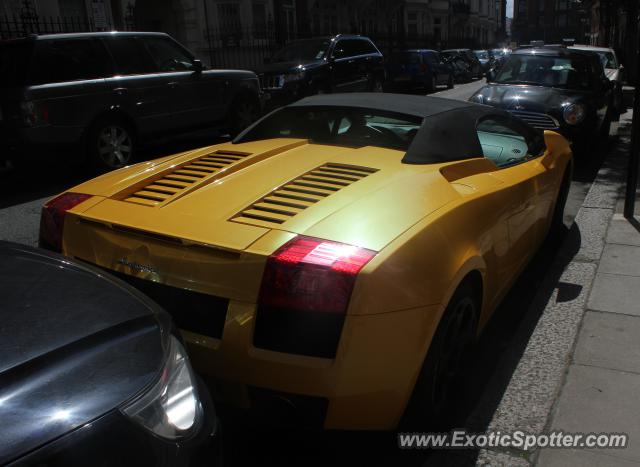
[167,81,179,88]
[112,87,127,95]
[348,60,355,64]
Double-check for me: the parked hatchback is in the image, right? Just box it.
[0,241,218,466]
[255,34,385,108]
[385,49,454,92]
[0,32,261,172]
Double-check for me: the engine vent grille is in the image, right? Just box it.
[123,150,251,207]
[508,110,559,130]
[231,163,378,227]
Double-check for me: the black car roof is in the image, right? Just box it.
[2,31,169,43]
[290,92,473,117]
[237,93,517,164]
[513,46,596,58]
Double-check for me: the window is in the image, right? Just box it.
[218,2,242,42]
[30,39,112,84]
[252,2,267,39]
[107,37,155,75]
[333,40,361,59]
[141,37,195,72]
[476,116,544,167]
[354,39,377,55]
[238,107,422,152]
[493,54,592,90]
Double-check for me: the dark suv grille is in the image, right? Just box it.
[259,74,283,89]
[110,271,229,339]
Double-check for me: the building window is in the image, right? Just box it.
[252,2,267,39]
[557,12,567,27]
[407,11,418,37]
[218,2,241,36]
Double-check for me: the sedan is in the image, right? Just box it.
[39,93,572,430]
[0,241,217,465]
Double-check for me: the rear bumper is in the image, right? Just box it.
[184,301,443,430]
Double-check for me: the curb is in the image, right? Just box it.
[475,127,631,465]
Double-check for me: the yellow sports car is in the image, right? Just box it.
[39,94,572,430]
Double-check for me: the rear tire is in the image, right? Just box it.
[401,280,479,430]
[426,75,436,93]
[86,117,135,173]
[369,75,384,93]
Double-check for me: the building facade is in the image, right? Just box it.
[511,0,586,44]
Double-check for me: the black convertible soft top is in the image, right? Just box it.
[235,93,523,164]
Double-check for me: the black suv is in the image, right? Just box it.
[255,35,385,108]
[470,46,614,155]
[0,32,261,171]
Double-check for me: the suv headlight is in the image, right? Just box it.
[563,103,586,125]
[122,335,202,439]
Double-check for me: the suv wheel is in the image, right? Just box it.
[369,76,384,93]
[88,118,135,172]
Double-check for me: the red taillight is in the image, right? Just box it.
[258,236,376,314]
[20,100,49,127]
[39,193,92,252]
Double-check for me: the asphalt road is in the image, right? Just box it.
[0,80,614,466]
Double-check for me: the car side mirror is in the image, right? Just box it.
[192,59,203,73]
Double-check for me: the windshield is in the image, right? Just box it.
[493,54,591,90]
[237,106,422,151]
[598,51,618,69]
[475,51,489,60]
[270,39,331,63]
[0,42,34,87]
[490,49,508,58]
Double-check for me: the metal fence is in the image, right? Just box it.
[0,13,101,40]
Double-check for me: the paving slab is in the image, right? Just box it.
[537,447,639,467]
[547,364,640,462]
[572,207,613,262]
[476,449,530,466]
[606,215,640,247]
[598,243,640,276]
[487,261,597,437]
[587,273,640,316]
[574,310,640,373]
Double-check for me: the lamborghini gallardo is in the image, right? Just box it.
[39,94,572,430]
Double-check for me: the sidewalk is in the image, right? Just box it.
[537,193,640,463]
[477,105,638,465]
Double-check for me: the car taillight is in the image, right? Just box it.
[258,236,376,314]
[39,193,92,252]
[20,100,49,127]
